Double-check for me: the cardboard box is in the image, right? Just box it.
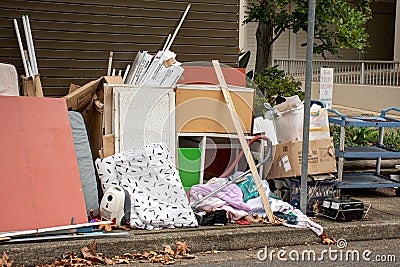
[63,76,123,158]
[267,138,336,179]
[21,74,43,97]
[63,76,123,111]
[175,85,254,133]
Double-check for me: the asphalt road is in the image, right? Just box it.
[173,238,400,267]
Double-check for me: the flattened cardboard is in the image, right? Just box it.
[175,85,254,133]
[63,76,123,111]
[65,76,123,158]
[21,75,43,97]
[68,83,81,94]
[102,134,115,158]
[64,78,102,111]
[0,96,87,232]
[267,138,336,179]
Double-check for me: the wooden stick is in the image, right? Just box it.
[122,64,131,82]
[0,237,11,242]
[25,15,38,75]
[162,34,172,52]
[165,4,191,51]
[212,60,275,223]
[13,19,29,77]
[22,15,35,75]
[34,74,44,97]
[107,51,113,76]
[24,50,34,77]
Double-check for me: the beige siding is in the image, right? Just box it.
[295,30,307,59]
[272,31,289,60]
[241,0,397,64]
[365,2,396,60]
[0,0,239,97]
[245,22,257,72]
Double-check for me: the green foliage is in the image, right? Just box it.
[382,129,400,150]
[253,67,303,106]
[239,51,251,69]
[330,126,400,150]
[244,0,372,61]
[239,50,254,79]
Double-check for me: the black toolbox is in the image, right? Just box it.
[319,195,364,221]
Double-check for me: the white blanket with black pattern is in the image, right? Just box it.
[95,143,197,230]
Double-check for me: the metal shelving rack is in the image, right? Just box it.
[328,107,400,195]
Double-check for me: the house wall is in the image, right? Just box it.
[0,0,239,97]
[395,0,400,61]
[311,82,400,113]
[364,1,396,60]
[241,0,397,72]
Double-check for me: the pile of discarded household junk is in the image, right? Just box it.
[0,5,343,243]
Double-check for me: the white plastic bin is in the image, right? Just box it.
[273,105,304,143]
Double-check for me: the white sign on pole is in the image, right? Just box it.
[319,67,334,108]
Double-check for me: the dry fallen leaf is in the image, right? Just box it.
[321,234,337,245]
[81,240,114,265]
[0,252,14,267]
[111,225,131,231]
[41,241,198,266]
[175,241,189,256]
[98,224,112,232]
[163,245,175,256]
[162,254,176,265]
[270,215,286,226]
[53,251,93,266]
[245,214,263,223]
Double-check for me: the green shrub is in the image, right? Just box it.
[253,67,304,106]
[330,125,400,150]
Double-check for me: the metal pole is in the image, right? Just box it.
[300,0,316,214]
[360,62,365,84]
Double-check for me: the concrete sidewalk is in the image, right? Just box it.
[1,188,399,266]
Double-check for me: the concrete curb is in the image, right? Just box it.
[2,219,399,266]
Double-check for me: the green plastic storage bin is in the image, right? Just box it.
[178,148,201,191]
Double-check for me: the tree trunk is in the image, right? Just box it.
[255,22,273,73]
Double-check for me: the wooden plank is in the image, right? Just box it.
[43,87,70,97]
[0,39,237,54]
[212,60,276,224]
[1,48,238,61]
[0,21,238,39]
[0,29,237,43]
[2,56,237,70]
[1,0,236,20]
[36,0,238,8]
[0,10,238,29]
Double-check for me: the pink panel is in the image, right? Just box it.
[0,96,88,232]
